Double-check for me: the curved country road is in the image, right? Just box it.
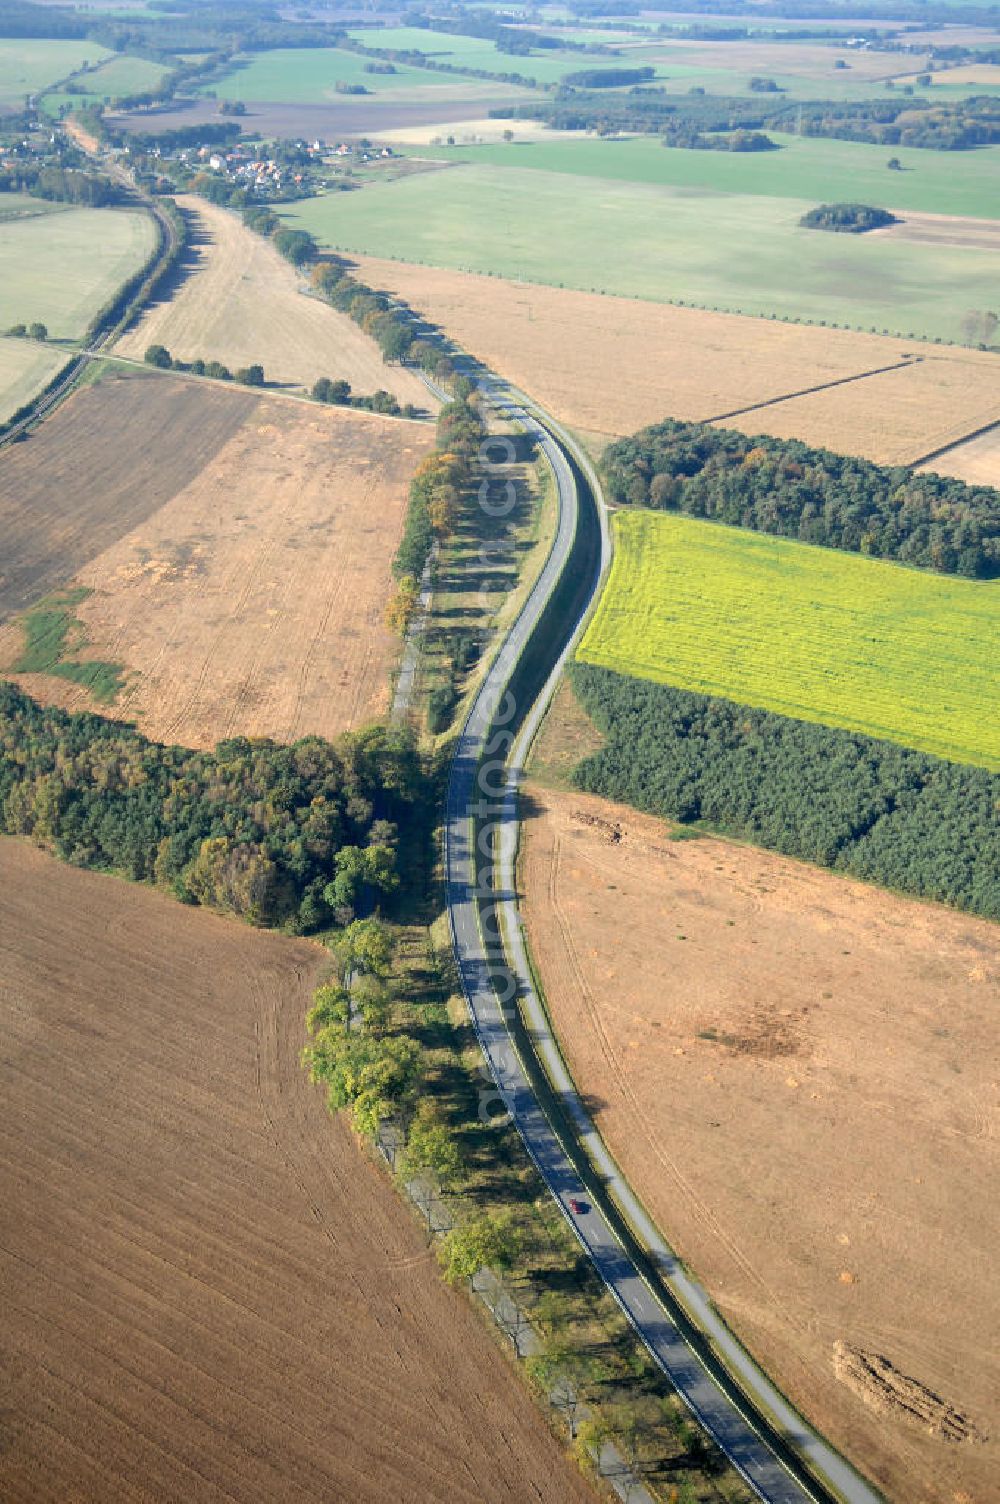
[444,379,883,1504]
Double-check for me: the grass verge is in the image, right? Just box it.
[11,588,126,702]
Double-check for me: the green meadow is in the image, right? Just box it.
[200,47,514,104]
[0,38,110,108]
[345,25,639,84]
[424,132,1000,218]
[283,166,997,342]
[0,336,67,424]
[578,512,1000,769]
[0,205,156,338]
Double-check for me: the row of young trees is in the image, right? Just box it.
[570,665,1000,920]
[387,395,483,632]
[311,376,416,417]
[302,918,521,1280]
[601,417,1000,578]
[302,911,721,1483]
[86,195,187,342]
[0,683,430,932]
[145,342,264,385]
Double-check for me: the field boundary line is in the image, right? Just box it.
[701,354,924,425]
[907,413,1000,468]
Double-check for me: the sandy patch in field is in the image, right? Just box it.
[370,117,600,144]
[519,780,999,1504]
[116,196,432,408]
[0,397,434,747]
[348,255,1000,461]
[0,370,256,624]
[719,351,1000,465]
[0,838,594,1504]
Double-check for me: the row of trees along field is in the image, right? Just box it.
[387,393,484,635]
[493,91,1000,148]
[601,418,1000,578]
[571,665,1000,920]
[0,164,121,206]
[0,683,433,932]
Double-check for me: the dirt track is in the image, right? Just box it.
[0,370,254,624]
[347,255,1000,464]
[0,837,594,1504]
[116,196,432,408]
[0,396,434,747]
[519,773,999,1504]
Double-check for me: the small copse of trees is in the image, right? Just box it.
[800,202,899,233]
[0,683,428,934]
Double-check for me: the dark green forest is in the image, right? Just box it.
[570,665,1000,920]
[601,418,1000,577]
[0,683,432,932]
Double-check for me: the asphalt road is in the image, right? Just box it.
[444,384,882,1504]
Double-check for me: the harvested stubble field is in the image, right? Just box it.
[922,424,1000,488]
[0,370,255,624]
[116,196,431,407]
[0,837,595,1504]
[518,771,1000,1504]
[0,388,434,747]
[578,512,1000,769]
[346,256,1000,462]
[720,352,1000,469]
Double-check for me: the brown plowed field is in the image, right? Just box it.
[116,196,431,409]
[347,256,1000,463]
[0,396,434,747]
[0,837,595,1504]
[0,370,255,623]
[519,777,999,1504]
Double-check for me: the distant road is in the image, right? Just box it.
[444,379,883,1504]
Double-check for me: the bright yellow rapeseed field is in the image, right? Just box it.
[578,512,999,769]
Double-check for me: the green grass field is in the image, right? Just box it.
[200,47,519,104]
[424,132,1000,218]
[0,336,67,424]
[0,194,67,224]
[0,205,156,338]
[578,512,1000,769]
[282,166,997,342]
[80,53,169,95]
[0,38,110,108]
[345,25,637,84]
